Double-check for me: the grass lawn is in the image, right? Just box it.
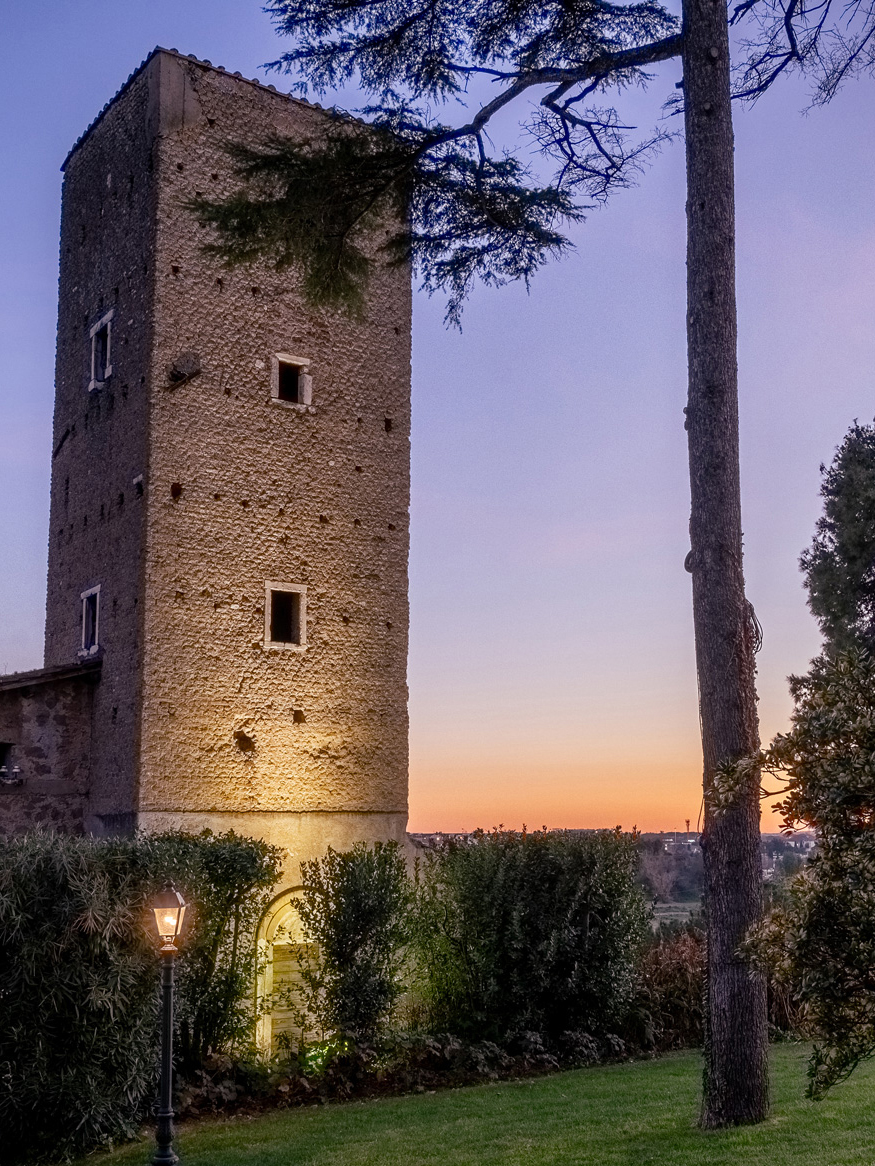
[85,1044,874,1166]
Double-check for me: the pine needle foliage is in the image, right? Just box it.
[190,0,684,323]
[799,422,875,655]
[189,0,875,323]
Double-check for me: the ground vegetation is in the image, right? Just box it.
[73,1045,875,1166]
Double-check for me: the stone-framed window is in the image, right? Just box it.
[80,584,101,655]
[264,582,306,650]
[271,354,312,406]
[89,309,114,390]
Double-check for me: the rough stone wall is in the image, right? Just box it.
[0,666,97,835]
[45,65,159,833]
[135,54,411,859]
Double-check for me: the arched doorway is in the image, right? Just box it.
[255,887,315,1054]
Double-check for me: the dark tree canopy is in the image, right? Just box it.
[191,0,875,322]
[800,421,875,654]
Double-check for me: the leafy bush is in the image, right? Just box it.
[748,648,875,1094]
[412,828,648,1045]
[0,829,281,1163]
[292,841,411,1042]
[0,833,157,1161]
[629,922,706,1051]
[142,830,282,1070]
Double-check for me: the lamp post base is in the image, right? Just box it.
[153,946,179,1166]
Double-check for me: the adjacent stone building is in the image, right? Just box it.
[0,49,411,877]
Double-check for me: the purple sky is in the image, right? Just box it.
[1,1,873,831]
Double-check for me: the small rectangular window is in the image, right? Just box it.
[89,310,114,390]
[0,743,21,786]
[271,354,312,407]
[80,585,100,654]
[270,590,300,642]
[265,582,307,649]
[277,362,300,403]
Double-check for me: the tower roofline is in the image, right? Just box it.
[62,46,333,172]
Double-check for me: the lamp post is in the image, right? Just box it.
[150,884,187,1166]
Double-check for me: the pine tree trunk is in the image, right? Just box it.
[681,0,770,1128]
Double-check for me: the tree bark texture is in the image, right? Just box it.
[682,0,769,1127]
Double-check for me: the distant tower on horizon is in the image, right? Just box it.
[0,48,411,870]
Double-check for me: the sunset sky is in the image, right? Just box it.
[1,1,873,834]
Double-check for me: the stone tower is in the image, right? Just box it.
[0,48,411,866]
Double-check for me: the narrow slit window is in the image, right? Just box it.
[81,585,100,654]
[93,325,109,381]
[265,582,306,648]
[89,310,114,390]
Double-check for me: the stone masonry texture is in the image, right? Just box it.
[1,49,412,872]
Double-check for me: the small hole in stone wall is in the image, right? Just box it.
[134,478,144,498]
[388,523,396,530]
[355,465,362,473]
[386,621,393,630]
[251,286,260,297]
[111,707,118,723]
[118,492,125,508]
[83,514,88,528]
[213,492,222,500]
[211,172,219,181]
[171,265,180,276]
[207,118,216,127]
[394,326,400,335]
[216,277,224,291]
[319,515,329,524]
[240,499,250,508]
[342,614,350,624]
[100,504,105,520]
[384,418,392,432]
[170,483,182,500]
[292,709,306,724]
[234,730,255,753]
[176,162,184,172]
[353,518,361,527]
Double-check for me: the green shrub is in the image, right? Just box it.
[141,830,282,1069]
[630,923,706,1050]
[0,829,281,1163]
[0,833,157,1161]
[412,828,649,1045]
[292,841,411,1042]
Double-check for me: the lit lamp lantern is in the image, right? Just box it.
[150,883,187,1166]
[152,885,187,948]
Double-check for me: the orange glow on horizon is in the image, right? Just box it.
[408,755,788,835]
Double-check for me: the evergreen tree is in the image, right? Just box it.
[192,0,875,1127]
[800,422,875,654]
